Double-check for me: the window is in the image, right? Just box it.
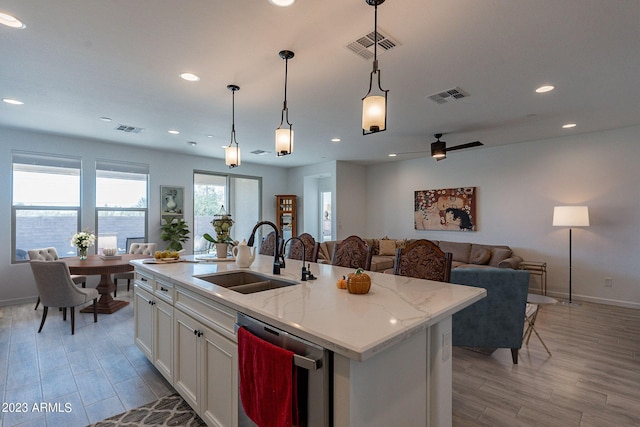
[95,160,149,253]
[193,172,260,253]
[12,151,81,262]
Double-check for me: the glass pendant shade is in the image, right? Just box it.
[275,128,294,156]
[362,94,386,133]
[225,145,240,167]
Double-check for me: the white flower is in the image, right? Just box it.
[71,229,96,249]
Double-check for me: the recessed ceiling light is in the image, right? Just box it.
[331,138,341,142]
[535,85,555,93]
[2,98,24,105]
[388,153,397,157]
[269,0,295,6]
[187,141,197,146]
[99,116,112,122]
[0,12,26,29]
[207,135,214,138]
[562,123,577,129]
[180,72,200,82]
[168,130,180,135]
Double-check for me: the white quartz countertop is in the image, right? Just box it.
[131,254,485,361]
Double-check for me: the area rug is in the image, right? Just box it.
[89,393,206,427]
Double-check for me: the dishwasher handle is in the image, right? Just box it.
[235,323,322,371]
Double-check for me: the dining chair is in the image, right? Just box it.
[330,235,373,271]
[113,242,156,296]
[393,239,453,282]
[287,233,320,262]
[28,247,87,310]
[29,260,98,335]
[258,231,282,257]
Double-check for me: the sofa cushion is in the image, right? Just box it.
[438,241,471,263]
[371,255,395,272]
[470,246,492,265]
[379,239,396,256]
[489,248,513,267]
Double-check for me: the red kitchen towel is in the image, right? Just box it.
[238,326,298,427]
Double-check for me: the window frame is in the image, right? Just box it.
[11,151,82,263]
[95,160,150,253]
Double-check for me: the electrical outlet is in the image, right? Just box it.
[605,277,613,287]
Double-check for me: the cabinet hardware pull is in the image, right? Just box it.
[160,287,168,292]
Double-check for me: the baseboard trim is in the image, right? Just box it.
[544,290,640,310]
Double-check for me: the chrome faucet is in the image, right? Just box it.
[247,221,284,275]
[283,236,316,281]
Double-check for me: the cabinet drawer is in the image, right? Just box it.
[135,271,154,292]
[155,278,175,304]
[175,286,236,340]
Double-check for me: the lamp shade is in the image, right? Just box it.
[275,128,293,155]
[553,206,590,227]
[362,94,386,133]
[225,145,240,167]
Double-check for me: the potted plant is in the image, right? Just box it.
[203,205,235,258]
[161,217,190,251]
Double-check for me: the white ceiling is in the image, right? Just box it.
[1,0,639,167]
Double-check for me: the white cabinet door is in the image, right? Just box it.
[134,285,153,360]
[174,309,202,413]
[201,327,238,427]
[154,298,174,383]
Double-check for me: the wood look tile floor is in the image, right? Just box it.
[453,300,640,427]
[1,291,639,426]
[0,294,174,427]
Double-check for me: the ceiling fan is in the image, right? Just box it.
[430,133,483,161]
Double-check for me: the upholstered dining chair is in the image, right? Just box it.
[393,239,453,282]
[258,231,282,257]
[330,235,373,271]
[287,233,320,262]
[113,242,156,296]
[28,247,87,310]
[29,260,98,335]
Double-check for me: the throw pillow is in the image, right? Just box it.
[395,238,408,249]
[379,239,397,256]
[470,247,491,265]
[489,248,512,266]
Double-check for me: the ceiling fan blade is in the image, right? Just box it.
[445,141,483,152]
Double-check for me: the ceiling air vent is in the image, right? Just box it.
[115,124,144,133]
[428,87,469,105]
[250,149,271,156]
[346,29,399,61]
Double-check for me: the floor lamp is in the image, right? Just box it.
[553,206,590,304]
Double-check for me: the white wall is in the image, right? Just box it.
[365,126,640,308]
[1,127,288,305]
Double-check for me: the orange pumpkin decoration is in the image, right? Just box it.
[347,268,371,294]
[336,276,347,289]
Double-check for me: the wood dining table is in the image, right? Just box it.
[64,254,149,314]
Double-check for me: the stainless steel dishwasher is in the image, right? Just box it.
[235,313,332,427]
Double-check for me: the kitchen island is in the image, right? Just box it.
[131,254,485,426]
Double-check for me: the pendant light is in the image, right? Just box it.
[276,50,295,156]
[361,0,389,135]
[224,84,241,168]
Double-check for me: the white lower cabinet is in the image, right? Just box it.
[134,284,174,383]
[173,309,238,427]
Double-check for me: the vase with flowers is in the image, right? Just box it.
[71,229,96,260]
[203,205,235,258]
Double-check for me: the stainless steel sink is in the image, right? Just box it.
[195,271,299,294]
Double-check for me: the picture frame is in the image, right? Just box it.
[160,185,184,223]
[414,187,477,231]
